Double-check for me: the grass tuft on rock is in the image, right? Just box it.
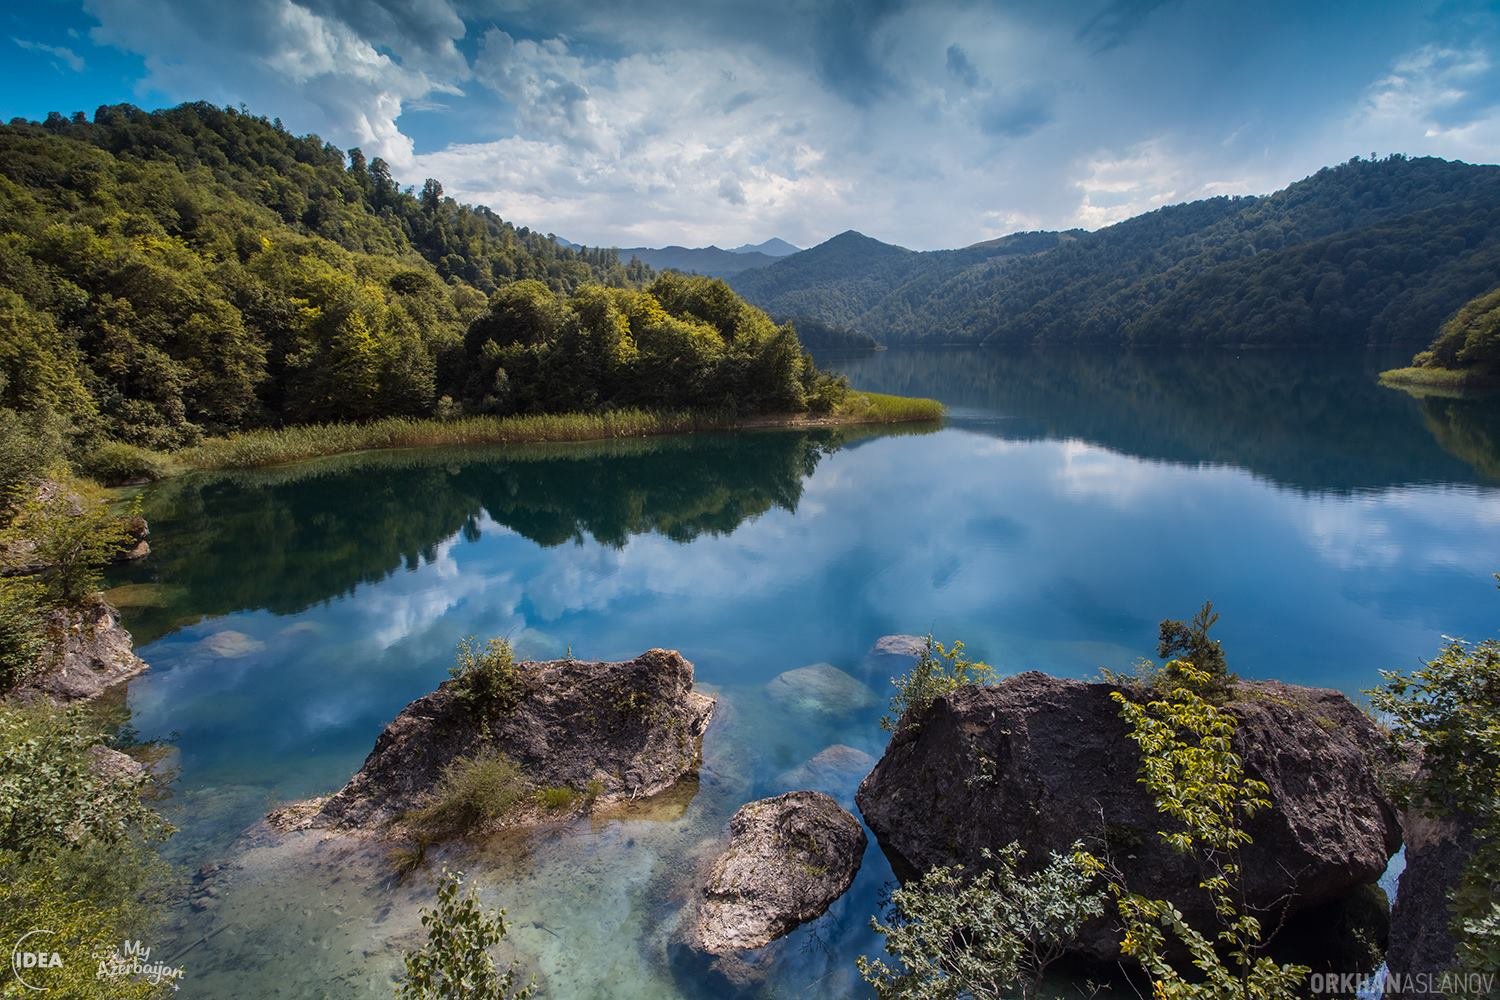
[405,750,529,839]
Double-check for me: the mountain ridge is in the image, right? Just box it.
[731,156,1500,348]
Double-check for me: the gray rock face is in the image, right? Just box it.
[1387,808,1479,982]
[314,648,714,830]
[856,671,1402,960]
[688,791,867,955]
[765,663,877,716]
[13,599,148,703]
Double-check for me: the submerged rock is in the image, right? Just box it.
[765,663,877,716]
[302,648,715,832]
[1387,808,1480,983]
[200,630,266,659]
[778,744,876,800]
[855,671,1402,961]
[870,634,927,659]
[686,791,866,955]
[12,598,148,703]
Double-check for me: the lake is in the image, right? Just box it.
[107,348,1500,998]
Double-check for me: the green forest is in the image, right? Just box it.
[731,156,1500,348]
[1383,283,1500,388]
[0,102,849,471]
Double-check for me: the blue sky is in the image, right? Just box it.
[4,1,1500,250]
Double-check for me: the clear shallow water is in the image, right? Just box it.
[107,349,1500,999]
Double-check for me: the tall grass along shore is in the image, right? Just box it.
[168,392,942,472]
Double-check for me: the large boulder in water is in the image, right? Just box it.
[309,648,714,831]
[855,671,1401,961]
[685,791,867,955]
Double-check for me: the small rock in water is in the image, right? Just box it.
[870,634,927,659]
[201,630,266,659]
[778,745,876,800]
[765,664,877,716]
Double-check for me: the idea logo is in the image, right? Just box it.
[10,929,64,992]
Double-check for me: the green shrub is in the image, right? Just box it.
[397,868,534,1000]
[1155,600,1235,695]
[76,441,171,485]
[0,704,171,856]
[881,635,995,733]
[0,407,68,498]
[535,786,579,811]
[2,486,136,605]
[406,750,529,838]
[0,578,46,692]
[857,842,1106,1000]
[1111,659,1308,999]
[1369,624,1500,973]
[449,636,525,713]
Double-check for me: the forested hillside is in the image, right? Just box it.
[733,156,1500,347]
[2,103,861,456]
[731,229,1068,335]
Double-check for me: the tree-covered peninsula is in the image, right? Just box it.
[0,103,936,480]
[1382,284,1500,392]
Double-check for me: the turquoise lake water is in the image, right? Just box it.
[108,349,1500,998]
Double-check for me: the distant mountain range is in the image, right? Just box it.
[549,235,801,279]
[729,237,800,256]
[730,156,1500,349]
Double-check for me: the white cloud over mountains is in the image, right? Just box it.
[71,0,1500,249]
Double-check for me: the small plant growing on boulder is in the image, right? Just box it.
[857,841,1106,1000]
[396,868,534,1000]
[1110,658,1308,999]
[881,635,994,733]
[449,637,524,713]
[1155,600,1235,696]
[405,750,529,839]
[535,786,579,811]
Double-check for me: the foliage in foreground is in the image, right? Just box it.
[1369,606,1500,975]
[397,869,535,1000]
[1111,659,1308,1000]
[880,635,995,733]
[863,614,1307,999]
[0,705,175,998]
[857,843,1106,1000]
